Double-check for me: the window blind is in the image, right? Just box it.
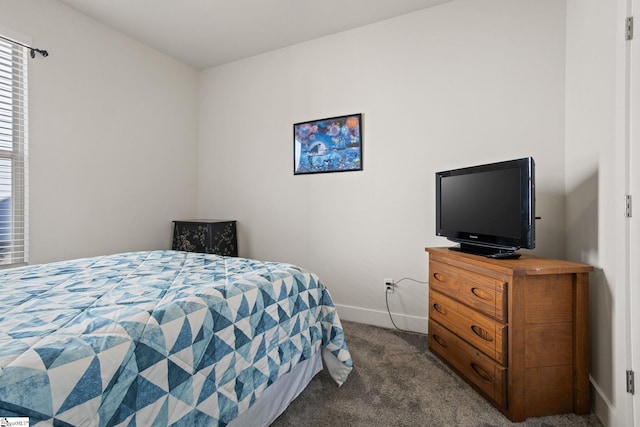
[0,37,28,266]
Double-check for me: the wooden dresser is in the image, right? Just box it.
[425,247,593,422]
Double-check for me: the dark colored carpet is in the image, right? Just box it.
[272,321,603,427]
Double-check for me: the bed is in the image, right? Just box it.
[0,250,353,426]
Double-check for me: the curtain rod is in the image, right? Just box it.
[0,34,48,58]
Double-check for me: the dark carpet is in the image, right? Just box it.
[272,321,603,427]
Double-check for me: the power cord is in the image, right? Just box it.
[385,277,428,335]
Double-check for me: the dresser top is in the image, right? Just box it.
[425,247,594,276]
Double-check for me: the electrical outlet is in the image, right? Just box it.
[384,278,394,293]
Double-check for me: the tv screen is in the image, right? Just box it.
[435,157,535,258]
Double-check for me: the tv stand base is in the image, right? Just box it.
[449,244,521,259]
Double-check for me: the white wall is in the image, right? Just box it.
[198,0,567,332]
[0,0,200,264]
[565,0,631,425]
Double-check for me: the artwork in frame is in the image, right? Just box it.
[293,113,363,175]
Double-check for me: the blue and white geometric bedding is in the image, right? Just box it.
[0,250,353,426]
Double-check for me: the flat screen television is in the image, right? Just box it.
[435,157,535,259]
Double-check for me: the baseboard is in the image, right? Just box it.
[334,303,428,334]
[590,376,612,427]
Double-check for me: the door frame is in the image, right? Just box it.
[628,0,639,424]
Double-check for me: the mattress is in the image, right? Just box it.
[0,250,353,426]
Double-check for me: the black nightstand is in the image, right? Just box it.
[172,220,238,256]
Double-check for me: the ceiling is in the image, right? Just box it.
[57,0,453,70]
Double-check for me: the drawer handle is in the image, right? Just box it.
[471,287,492,301]
[433,303,447,315]
[433,272,446,282]
[471,325,493,342]
[432,334,447,348]
[470,363,492,382]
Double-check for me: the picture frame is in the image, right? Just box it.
[293,113,363,175]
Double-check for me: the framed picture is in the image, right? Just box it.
[293,113,363,175]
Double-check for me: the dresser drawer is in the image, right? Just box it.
[429,260,507,322]
[429,290,507,365]
[429,319,507,408]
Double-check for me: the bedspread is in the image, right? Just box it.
[0,250,352,426]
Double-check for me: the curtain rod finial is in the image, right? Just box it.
[29,48,48,58]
